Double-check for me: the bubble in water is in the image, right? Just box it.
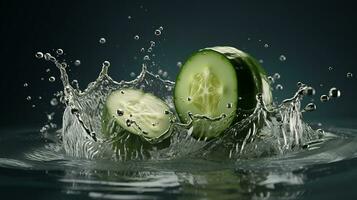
[303,87,316,96]
[162,71,168,78]
[134,35,140,40]
[56,49,64,55]
[329,87,341,98]
[177,61,182,67]
[26,96,31,101]
[347,72,353,78]
[273,73,281,79]
[320,95,329,102]
[74,60,81,66]
[304,103,317,112]
[143,55,150,61]
[130,72,136,77]
[99,37,106,44]
[328,66,333,71]
[23,83,28,87]
[50,98,58,106]
[35,52,43,59]
[275,84,283,90]
[264,44,269,48]
[154,29,161,36]
[49,76,55,82]
[279,55,286,61]
[103,61,111,67]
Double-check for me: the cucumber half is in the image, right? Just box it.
[102,89,173,143]
[174,46,272,139]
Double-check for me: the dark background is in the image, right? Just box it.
[0,0,356,129]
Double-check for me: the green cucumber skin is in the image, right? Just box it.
[204,47,272,113]
[174,46,272,138]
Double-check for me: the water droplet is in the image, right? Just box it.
[147,47,152,53]
[71,80,79,89]
[227,103,233,108]
[50,98,58,106]
[329,87,341,98]
[32,104,36,108]
[275,84,283,90]
[103,61,111,67]
[187,97,192,101]
[154,29,161,36]
[61,62,67,68]
[328,66,333,71]
[140,48,145,52]
[99,37,106,44]
[128,15,132,19]
[45,68,50,73]
[164,110,170,115]
[303,87,316,96]
[44,53,51,61]
[150,41,155,46]
[177,62,182,67]
[159,26,164,31]
[35,52,43,59]
[157,69,163,75]
[38,96,42,100]
[143,55,150,61]
[347,72,353,78]
[297,82,304,88]
[247,37,251,41]
[264,44,269,48]
[273,73,281,79]
[130,72,136,77]
[26,96,31,101]
[304,103,317,112]
[74,60,81,66]
[268,76,275,84]
[316,128,324,134]
[279,55,286,62]
[23,83,28,87]
[162,71,168,78]
[320,95,329,102]
[259,59,264,63]
[134,35,140,40]
[49,76,55,82]
[56,49,64,55]
[117,109,124,116]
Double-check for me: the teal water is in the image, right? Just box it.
[1,120,357,200]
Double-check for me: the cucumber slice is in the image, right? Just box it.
[174,46,272,139]
[102,89,172,142]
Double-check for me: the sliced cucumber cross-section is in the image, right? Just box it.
[174,46,272,139]
[102,89,172,142]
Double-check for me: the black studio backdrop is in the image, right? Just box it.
[0,0,356,129]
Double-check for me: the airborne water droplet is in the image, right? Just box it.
[177,62,182,67]
[329,87,341,98]
[279,55,286,61]
[134,35,140,40]
[99,37,106,44]
[35,52,43,59]
[273,73,281,79]
[26,96,31,101]
[304,103,317,112]
[303,87,316,96]
[143,55,150,61]
[103,61,111,67]
[50,98,58,106]
[162,71,168,78]
[264,44,269,48]
[320,95,329,102]
[328,66,333,71]
[130,72,136,77]
[154,29,161,36]
[74,60,81,66]
[23,83,28,87]
[275,84,283,90]
[56,49,64,55]
[49,76,56,82]
[347,72,353,78]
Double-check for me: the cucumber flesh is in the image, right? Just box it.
[174,46,272,139]
[102,89,172,140]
